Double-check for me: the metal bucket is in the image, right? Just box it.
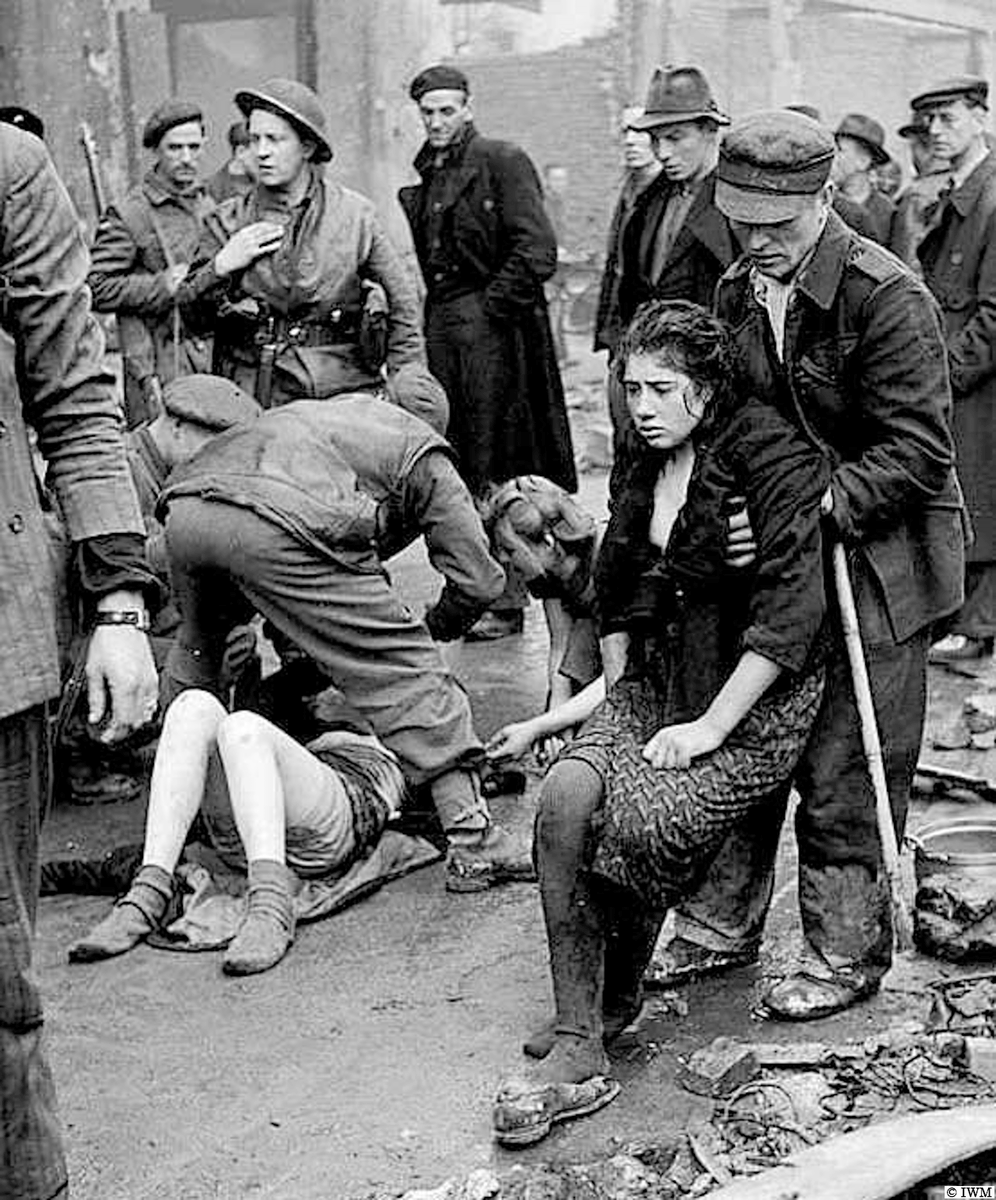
[907,817,996,960]
[908,817,996,884]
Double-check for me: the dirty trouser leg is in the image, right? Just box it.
[793,625,929,983]
[670,805,786,955]
[163,499,489,833]
[0,707,68,1200]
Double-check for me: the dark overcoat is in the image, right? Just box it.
[616,170,736,328]
[399,127,576,493]
[919,151,996,562]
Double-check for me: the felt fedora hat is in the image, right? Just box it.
[629,65,730,130]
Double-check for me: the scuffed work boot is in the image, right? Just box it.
[445,824,536,893]
[222,859,296,977]
[68,864,173,963]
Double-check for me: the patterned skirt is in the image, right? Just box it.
[561,665,825,911]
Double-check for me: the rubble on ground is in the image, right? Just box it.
[397,1023,996,1200]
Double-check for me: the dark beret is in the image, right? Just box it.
[162,374,261,432]
[0,106,44,140]
[911,76,989,112]
[142,100,204,149]
[409,65,470,103]
[716,109,835,223]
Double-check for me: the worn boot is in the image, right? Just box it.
[222,859,296,977]
[445,824,536,893]
[68,864,173,962]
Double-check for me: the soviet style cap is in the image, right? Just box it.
[0,106,44,140]
[629,65,729,130]
[235,78,333,162]
[409,65,470,103]
[142,100,204,149]
[716,109,836,223]
[163,374,262,432]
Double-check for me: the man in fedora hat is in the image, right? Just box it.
[832,113,894,244]
[89,98,215,426]
[179,78,424,407]
[650,109,964,1020]
[914,77,996,665]
[888,114,951,269]
[608,66,736,503]
[399,64,576,642]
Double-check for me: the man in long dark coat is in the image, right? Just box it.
[916,76,996,663]
[400,64,576,640]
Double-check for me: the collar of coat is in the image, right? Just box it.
[725,210,854,313]
[949,149,996,217]
[638,169,733,268]
[413,123,477,176]
[142,167,207,208]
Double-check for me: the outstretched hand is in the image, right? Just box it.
[485,721,538,763]
[643,716,725,771]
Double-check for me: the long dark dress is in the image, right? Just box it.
[565,395,832,911]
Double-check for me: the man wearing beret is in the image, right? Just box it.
[654,109,964,1019]
[831,113,894,245]
[89,99,214,426]
[609,66,736,504]
[914,78,996,665]
[400,65,576,641]
[143,375,530,891]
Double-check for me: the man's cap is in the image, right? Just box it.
[898,115,929,141]
[142,100,204,149]
[835,112,890,165]
[162,374,262,432]
[0,106,44,140]
[384,363,449,435]
[628,65,729,131]
[235,78,332,162]
[716,109,836,223]
[409,64,470,103]
[911,75,989,113]
[786,103,822,123]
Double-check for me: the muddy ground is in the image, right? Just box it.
[36,342,996,1199]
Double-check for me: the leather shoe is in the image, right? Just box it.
[643,935,758,990]
[445,824,536,893]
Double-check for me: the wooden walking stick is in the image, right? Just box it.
[832,541,915,952]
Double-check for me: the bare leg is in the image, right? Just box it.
[68,690,227,962]
[143,690,228,872]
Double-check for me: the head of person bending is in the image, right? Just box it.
[147,375,262,470]
[714,109,836,283]
[234,78,333,199]
[617,300,734,455]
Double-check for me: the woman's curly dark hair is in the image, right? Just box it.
[615,299,738,431]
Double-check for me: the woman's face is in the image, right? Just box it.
[623,351,707,450]
[249,108,310,189]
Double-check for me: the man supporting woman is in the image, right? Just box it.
[492,300,832,1145]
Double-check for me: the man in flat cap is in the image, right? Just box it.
[913,78,996,665]
[400,64,576,641]
[831,113,894,245]
[652,109,964,1020]
[608,65,736,506]
[89,99,215,426]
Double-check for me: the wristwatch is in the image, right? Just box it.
[92,609,151,632]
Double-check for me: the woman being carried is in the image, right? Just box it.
[493,300,831,1146]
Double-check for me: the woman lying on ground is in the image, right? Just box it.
[492,299,832,1147]
[68,670,406,977]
